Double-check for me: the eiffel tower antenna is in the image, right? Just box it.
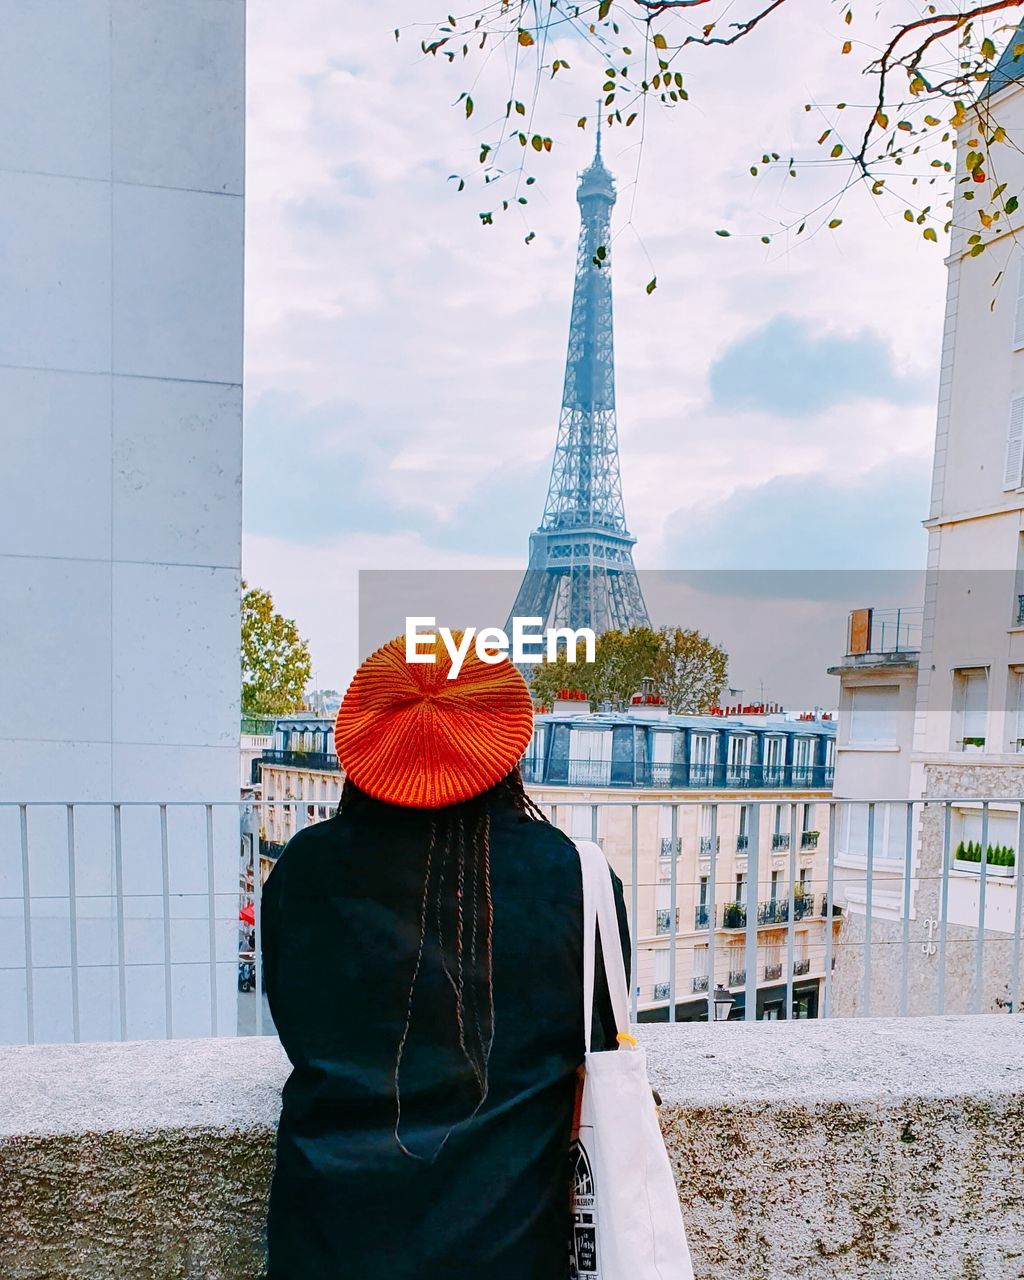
[506,126,650,637]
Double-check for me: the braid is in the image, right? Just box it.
[343,764,546,1160]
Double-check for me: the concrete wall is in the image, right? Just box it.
[1,1018,1022,1280]
[0,0,246,1042]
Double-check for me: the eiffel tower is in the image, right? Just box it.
[507,122,650,635]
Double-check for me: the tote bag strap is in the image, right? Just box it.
[577,839,631,1050]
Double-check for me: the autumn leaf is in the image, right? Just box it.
[828,218,843,228]
[652,32,667,49]
[842,40,852,54]
[923,227,938,241]
[517,29,534,46]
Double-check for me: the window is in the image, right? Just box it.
[770,870,780,902]
[953,668,989,750]
[793,737,813,769]
[849,685,899,744]
[738,804,750,836]
[727,735,750,776]
[691,733,713,781]
[1012,668,1024,751]
[698,875,708,906]
[653,948,671,997]
[838,803,910,864]
[735,874,747,906]
[693,944,708,978]
[1005,395,1024,489]
[1014,257,1024,349]
[574,729,609,761]
[567,805,594,839]
[652,732,674,765]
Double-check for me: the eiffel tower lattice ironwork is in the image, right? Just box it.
[506,123,650,636]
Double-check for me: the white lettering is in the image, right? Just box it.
[406,617,436,663]
[475,626,509,664]
[512,616,545,663]
[440,626,477,679]
[546,626,597,664]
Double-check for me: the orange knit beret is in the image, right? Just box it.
[334,633,536,809]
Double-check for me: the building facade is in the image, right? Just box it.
[829,33,1024,1015]
[0,2,245,1043]
[258,703,839,1020]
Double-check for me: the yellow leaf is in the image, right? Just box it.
[652,32,667,49]
[828,218,843,228]
[923,227,938,241]
[517,29,534,46]
[875,111,889,129]
[842,40,852,54]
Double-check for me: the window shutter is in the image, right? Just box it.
[1014,257,1024,348]
[1004,395,1024,490]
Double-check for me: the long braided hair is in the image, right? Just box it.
[339,764,550,1160]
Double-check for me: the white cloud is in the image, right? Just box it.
[244,0,947,687]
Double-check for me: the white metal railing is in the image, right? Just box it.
[1,797,1022,1044]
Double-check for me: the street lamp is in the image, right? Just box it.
[712,985,735,1022]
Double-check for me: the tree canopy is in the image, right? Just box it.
[410,0,1024,265]
[241,580,313,717]
[529,624,728,711]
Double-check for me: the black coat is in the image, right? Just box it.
[261,797,630,1280]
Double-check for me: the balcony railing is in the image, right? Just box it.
[261,749,340,772]
[691,974,709,993]
[655,908,680,935]
[699,835,720,855]
[1016,594,1024,627]
[764,962,784,981]
[660,836,682,856]
[653,982,671,1000]
[846,605,923,656]
[728,969,747,987]
[794,958,811,976]
[772,832,791,851]
[801,830,820,850]
[0,794,1015,1045]
[519,759,834,790]
[736,833,749,851]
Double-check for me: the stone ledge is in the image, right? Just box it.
[1,1017,1022,1279]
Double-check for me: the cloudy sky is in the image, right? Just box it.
[242,0,948,696]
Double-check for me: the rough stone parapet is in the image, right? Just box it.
[1,1018,1021,1279]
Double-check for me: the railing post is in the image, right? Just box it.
[937,803,951,1015]
[900,801,914,1018]
[629,804,639,1023]
[785,801,797,1017]
[823,801,836,1019]
[113,804,128,1041]
[743,802,760,1021]
[974,801,990,1013]
[205,805,218,1036]
[19,804,34,1045]
[66,804,81,1043]
[1012,803,1024,1016]
[706,804,719,1023]
[160,805,173,1038]
[668,803,678,1023]
[862,803,875,1017]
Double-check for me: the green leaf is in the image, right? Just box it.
[715,228,731,237]
[830,144,843,158]
[525,231,536,244]
[531,134,543,151]
[761,235,770,244]
[598,0,613,17]
[828,218,842,228]
[465,95,474,118]
[1007,195,1020,214]
[646,277,657,294]
[923,227,937,241]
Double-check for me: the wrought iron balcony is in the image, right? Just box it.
[1015,594,1024,627]
[772,832,791,851]
[655,908,680,936]
[700,835,721,855]
[764,963,784,981]
[694,903,710,930]
[801,831,820,850]
[260,749,340,772]
[660,836,682,856]
[758,899,788,925]
[519,757,835,790]
[721,901,747,929]
[653,982,671,1000]
[728,969,746,987]
[793,958,811,976]
[736,833,749,852]
[691,974,709,993]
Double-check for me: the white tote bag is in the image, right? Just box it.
[570,839,695,1280]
